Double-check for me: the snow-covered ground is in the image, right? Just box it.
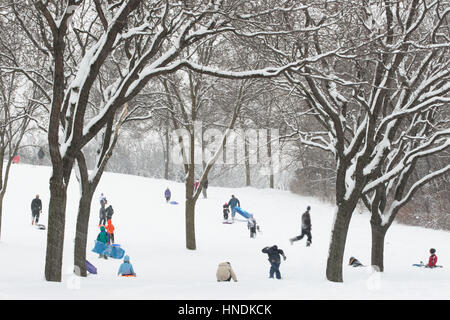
[0,164,448,300]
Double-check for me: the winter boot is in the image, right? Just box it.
[306,240,311,247]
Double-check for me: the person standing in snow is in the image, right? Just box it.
[105,203,114,221]
[262,245,286,279]
[223,203,230,220]
[228,195,240,221]
[96,225,109,259]
[118,255,136,277]
[106,219,115,244]
[216,262,238,282]
[194,179,200,193]
[99,194,107,226]
[31,194,42,225]
[164,187,171,203]
[247,214,258,238]
[289,206,312,246]
[202,179,208,198]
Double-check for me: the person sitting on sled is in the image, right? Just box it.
[427,248,438,268]
[349,256,364,267]
[118,255,136,277]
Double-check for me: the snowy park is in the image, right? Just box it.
[0,0,449,303]
[0,164,448,300]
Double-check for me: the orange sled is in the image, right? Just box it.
[121,274,136,278]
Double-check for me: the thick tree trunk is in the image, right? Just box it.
[185,198,196,250]
[45,173,68,282]
[0,196,3,240]
[326,202,355,282]
[74,187,94,277]
[370,221,387,272]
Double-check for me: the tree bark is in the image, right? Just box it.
[326,202,355,282]
[370,219,387,272]
[74,186,94,277]
[185,198,196,250]
[45,172,68,282]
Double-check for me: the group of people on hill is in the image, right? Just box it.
[98,193,115,244]
[96,193,136,277]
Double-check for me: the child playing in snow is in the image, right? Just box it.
[223,203,230,220]
[106,219,115,244]
[118,255,136,277]
[349,256,364,267]
[247,214,258,238]
[262,245,287,279]
[96,225,109,259]
[427,248,438,268]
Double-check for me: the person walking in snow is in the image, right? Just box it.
[164,187,171,203]
[31,194,42,225]
[262,245,286,279]
[289,206,312,247]
[228,195,240,221]
[118,255,136,277]
[216,262,238,282]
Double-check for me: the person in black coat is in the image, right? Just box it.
[31,194,42,225]
[262,245,286,279]
[99,199,107,226]
[106,205,114,221]
[289,206,312,246]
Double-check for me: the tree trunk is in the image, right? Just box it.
[45,173,68,282]
[0,195,4,240]
[74,187,94,277]
[164,125,170,180]
[244,137,251,186]
[185,198,196,250]
[370,220,387,272]
[326,203,355,282]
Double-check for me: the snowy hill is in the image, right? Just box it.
[0,164,448,300]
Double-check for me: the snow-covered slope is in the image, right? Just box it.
[0,164,448,299]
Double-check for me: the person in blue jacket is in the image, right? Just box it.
[164,187,171,203]
[228,195,240,220]
[118,255,136,277]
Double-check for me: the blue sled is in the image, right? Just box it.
[234,207,251,219]
[103,244,125,259]
[169,201,179,205]
[92,241,125,259]
[92,240,108,254]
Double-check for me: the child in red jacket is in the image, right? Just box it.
[427,248,438,268]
